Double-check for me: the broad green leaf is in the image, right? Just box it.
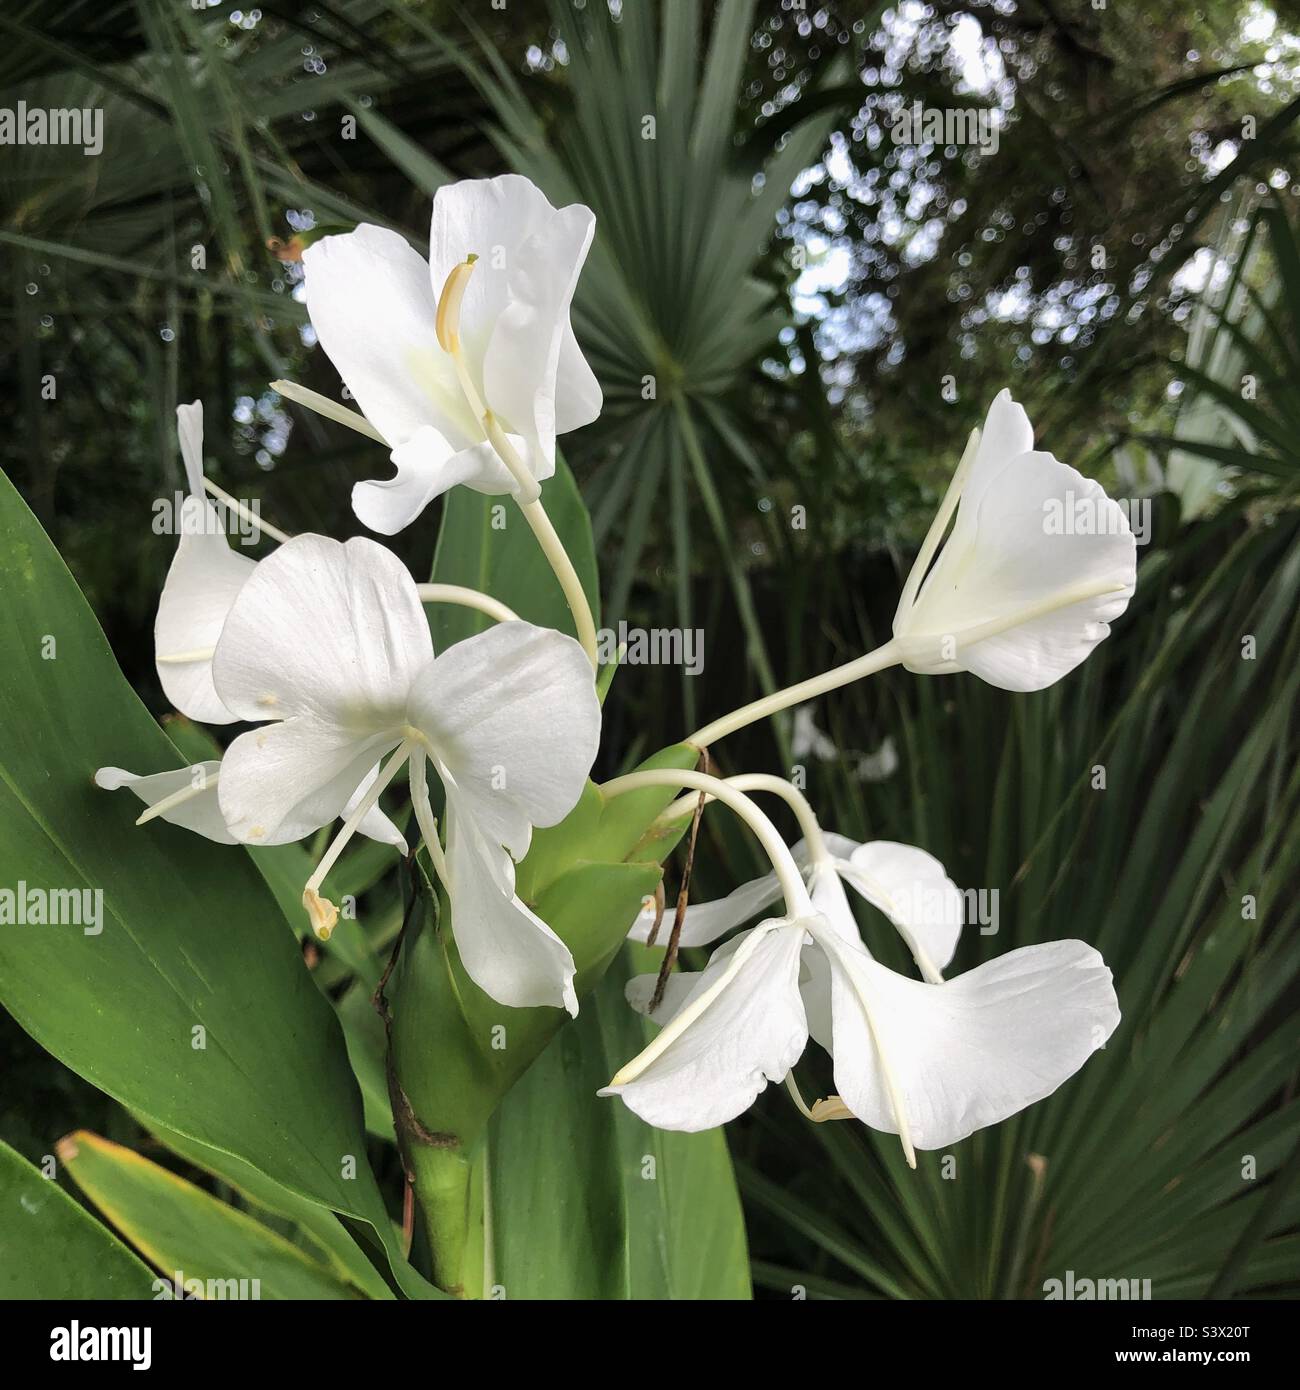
[143,1121,394,1300]
[59,1131,364,1300]
[0,1140,155,1300]
[428,455,600,647]
[485,944,751,1299]
[0,472,436,1298]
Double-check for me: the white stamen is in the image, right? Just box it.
[938,577,1131,652]
[784,1072,816,1120]
[408,753,451,889]
[135,770,218,826]
[302,740,412,937]
[202,478,292,545]
[271,379,387,443]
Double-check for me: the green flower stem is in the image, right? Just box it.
[407,1143,475,1298]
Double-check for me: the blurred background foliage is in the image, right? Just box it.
[1,0,1297,1298]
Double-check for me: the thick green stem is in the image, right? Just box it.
[407,1144,474,1298]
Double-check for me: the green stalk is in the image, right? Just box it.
[406,1144,475,1298]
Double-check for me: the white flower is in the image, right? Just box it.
[855,734,899,783]
[300,174,602,535]
[206,531,600,1013]
[153,402,257,724]
[630,831,964,984]
[892,390,1137,691]
[609,857,1119,1159]
[94,760,407,852]
[790,707,838,762]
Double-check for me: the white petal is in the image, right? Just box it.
[302,223,476,450]
[855,735,900,783]
[554,322,603,436]
[346,764,408,852]
[407,621,599,860]
[429,174,557,345]
[352,429,517,535]
[154,497,257,725]
[211,534,432,726]
[95,762,234,844]
[444,786,577,1014]
[951,388,1034,546]
[175,400,206,497]
[482,203,599,468]
[627,866,784,946]
[791,706,838,761]
[899,451,1137,691]
[599,925,808,1131]
[813,832,860,863]
[625,969,698,1018]
[217,717,400,845]
[812,930,1120,1150]
[839,839,964,972]
[806,858,870,948]
[428,176,600,436]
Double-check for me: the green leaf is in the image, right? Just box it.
[0,1140,155,1299]
[142,1121,395,1300]
[59,1131,365,1300]
[0,471,436,1299]
[484,944,750,1299]
[428,455,600,646]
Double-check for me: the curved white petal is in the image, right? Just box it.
[554,321,603,436]
[175,400,206,497]
[351,428,517,534]
[346,763,408,852]
[950,388,1034,547]
[407,621,599,860]
[217,717,399,845]
[429,176,600,438]
[624,969,699,1019]
[302,223,475,450]
[806,857,870,948]
[154,497,257,725]
[211,534,431,727]
[95,762,233,844]
[628,866,785,947]
[429,174,557,344]
[444,784,577,1014]
[810,832,857,864]
[483,203,599,469]
[838,839,964,972]
[897,450,1136,691]
[600,924,809,1131]
[810,930,1120,1150]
